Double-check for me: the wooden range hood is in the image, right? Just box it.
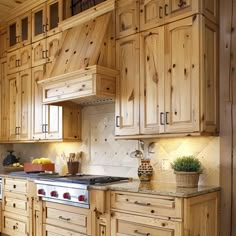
[38,6,117,106]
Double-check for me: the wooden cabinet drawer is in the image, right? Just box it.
[2,211,29,236]
[111,212,182,236]
[43,224,84,236]
[43,202,91,235]
[4,178,27,193]
[3,192,29,216]
[111,191,183,218]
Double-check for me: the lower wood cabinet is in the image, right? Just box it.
[111,191,220,236]
[111,212,182,236]
[2,211,29,236]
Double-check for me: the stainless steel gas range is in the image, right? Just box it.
[35,175,129,208]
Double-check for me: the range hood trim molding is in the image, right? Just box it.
[38,65,118,105]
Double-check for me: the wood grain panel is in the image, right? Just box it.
[219,0,233,235]
[231,0,236,235]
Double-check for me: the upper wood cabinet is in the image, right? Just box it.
[32,0,62,42]
[115,0,140,39]
[8,69,31,141]
[140,27,165,134]
[7,45,31,74]
[115,34,140,135]
[140,0,218,31]
[32,32,62,68]
[7,11,31,51]
[0,29,7,58]
[115,15,218,137]
[32,65,81,141]
[0,58,9,141]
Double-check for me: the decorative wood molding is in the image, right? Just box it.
[59,0,115,31]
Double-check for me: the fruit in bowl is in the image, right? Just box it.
[32,157,52,164]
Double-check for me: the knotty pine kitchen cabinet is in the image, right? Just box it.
[32,0,62,43]
[116,14,218,137]
[111,191,219,236]
[115,0,140,39]
[140,0,218,31]
[8,69,32,141]
[32,65,81,141]
[0,58,9,141]
[7,45,31,74]
[32,32,62,67]
[7,11,31,51]
[115,34,140,135]
[1,177,36,236]
[0,29,7,58]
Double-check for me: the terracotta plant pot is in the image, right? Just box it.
[174,171,201,188]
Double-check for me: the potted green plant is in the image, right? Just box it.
[171,156,202,188]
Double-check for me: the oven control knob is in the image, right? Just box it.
[37,189,45,195]
[63,192,71,200]
[50,191,58,197]
[78,195,86,202]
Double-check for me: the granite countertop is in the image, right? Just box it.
[91,179,220,198]
[1,172,220,198]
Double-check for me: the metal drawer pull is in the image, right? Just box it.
[13,184,16,189]
[134,201,151,206]
[59,216,71,221]
[134,230,150,236]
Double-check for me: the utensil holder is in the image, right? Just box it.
[67,161,79,175]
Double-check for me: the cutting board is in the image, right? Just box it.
[24,163,55,173]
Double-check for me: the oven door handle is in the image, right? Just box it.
[59,216,71,221]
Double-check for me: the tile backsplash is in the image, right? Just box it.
[10,103,219,186]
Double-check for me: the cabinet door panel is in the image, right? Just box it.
[32,39,47,67]
[201,17,218,133]
[18,69,31,140]
[8,73,18,140]
[47,33,62,63]
[0,59,9,140]
[8,20,18,51]
[116,0,139,39]
[140,0,165,31]
[7,50,19,74]
[47,0,62,36]
[46,105,62,139]
[19,45,31,71]
[140,27,165,134]
[19,11,31,47]
[32,65,47,140]
[32,4,47,42]
[165,16,200,133]
[115,34,140,135]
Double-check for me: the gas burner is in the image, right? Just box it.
[35,175,129,207]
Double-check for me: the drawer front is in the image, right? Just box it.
[44,202,91,235]
[4,178,27,193]
[43,224,85,236]
[3,194,29,216]
[111,212,181,236]
[111,191,183,218]
[2,211,29,236]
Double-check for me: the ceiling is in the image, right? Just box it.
[0,0,28,23]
